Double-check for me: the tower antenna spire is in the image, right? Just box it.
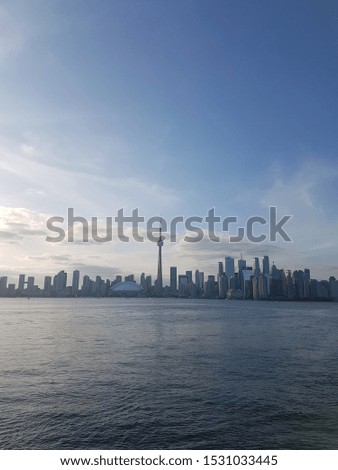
[156,220,164,297]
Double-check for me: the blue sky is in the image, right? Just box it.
[0,0,338,283]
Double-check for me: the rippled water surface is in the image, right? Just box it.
[1,298,338,449]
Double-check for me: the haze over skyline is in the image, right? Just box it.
[0,0,338,283]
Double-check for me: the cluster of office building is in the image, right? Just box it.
[165,256,338,301]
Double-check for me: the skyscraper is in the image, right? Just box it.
[26,276,35,296]
[18,274,25,294]
[205,275,216,298]
[218,262,224,276]
[95,275,102,297]
[238,258,246,289]
[53,271,67,296]
[72,270,80,296]
[242,268,253,299]
[218,273,228,298]
[253,257,260,277]
[81,275,92,296]
[262,255,270,296]
[185,270,193,283]
[262,256,270,277]
[44,276,52,296]
[195,270,204,296]
[0,276,8,297]
[178,274,189,297]
[170,266,177,293]
[156,227,164,296]
[225,256,235,278]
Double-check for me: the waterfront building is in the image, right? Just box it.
[72,270,80,296]
[178,274,189,298]
[253,257,260,277]
[53,271,67,296]
[205,275,216,299]
[170,266,177,295]
[0,276,8,296]
[44,276,52,297]
[218,273,228,299]
[18,274,25,294]
[242,268,253,299]
[238,258,246,289]
[225,256,235,279]
[26,276,35,296]
[262,255,270,296]
[329,277,338,301]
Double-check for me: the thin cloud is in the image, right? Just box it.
[0,230,20,241]
[0,7,25,64]
[0,136,183,215]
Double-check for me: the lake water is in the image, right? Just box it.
[0,298,337,449]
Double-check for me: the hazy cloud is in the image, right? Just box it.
[0,230,20,241]
[0,7,25,63]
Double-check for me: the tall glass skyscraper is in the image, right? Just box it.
[225,256,235,278]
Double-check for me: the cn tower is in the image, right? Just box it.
[156,226,164,296]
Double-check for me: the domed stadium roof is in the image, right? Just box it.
[110,281,142,296]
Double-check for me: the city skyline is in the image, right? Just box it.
[0,227,337,288]
[1,250,337,302]
[0,1,337,282]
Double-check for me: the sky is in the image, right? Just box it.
[0,0,338,285]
